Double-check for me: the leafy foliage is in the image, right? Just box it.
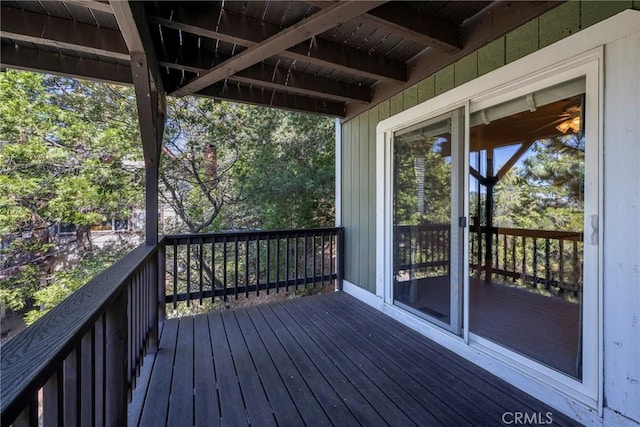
[493,136,584,232]
[160,98,335,233]
[1,70,336,326]
[0,70,143,314]
[24,242,137,325]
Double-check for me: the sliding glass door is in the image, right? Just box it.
[392,110,464,334]
[468,78,588,379]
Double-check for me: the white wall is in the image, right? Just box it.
[602,29,640,424]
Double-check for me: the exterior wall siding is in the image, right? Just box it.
[340,0,638,291]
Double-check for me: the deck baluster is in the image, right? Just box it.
[199,241,204,304]
[245,235,250,298]
[223,236,228,301]
[545,238,551,290]
[172,244,178,309]
[266,236,271,295]
[276,235,281,293]
[532,238,538,288]
[186,244,191,307]
[234,236,239,299]
[559,239,564,291]
[256,236,260,296]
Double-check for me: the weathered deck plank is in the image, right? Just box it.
[193,314,220,427]
[256,304,360,426]
[207,311,247,427]
[244,305,332,427]
[234,309,305,426]
[131,292,580,427]
[138,319,177,426]
[167,317,194,426]
[272,302,393,426]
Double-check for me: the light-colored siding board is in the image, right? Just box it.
[435,64,455,96]
[349,116,361,286]
[454,52,478,86]
[506,19,539,63]
[581,1,632,28]
[390,93,404,116]
[539,1,580,48]
[378,99,390,121]
[359,113,369,289]
[417,76,435,103]
[403,85,418,110]
[477,38,505,76]
[341,121,354,283]
[367,107,378,291]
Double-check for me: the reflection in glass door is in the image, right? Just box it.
[468,78,586,379]
[392,110,463,334]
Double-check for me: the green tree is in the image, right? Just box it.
[0,71,143,314]
[493,135,584,231]
[160,98,335,233]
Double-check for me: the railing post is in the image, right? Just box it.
[105,291,127,427]
[337,228,345,291]
[151,242,165,353]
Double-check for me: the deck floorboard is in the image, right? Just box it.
[131,292,580,426]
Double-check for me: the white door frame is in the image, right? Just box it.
[388,109,465,334]
[376,47,605,409]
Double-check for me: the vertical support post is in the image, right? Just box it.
[145,165,159,247]
[105,291,127,427]
[150,243,162,353]
[337,228,345,291]
[484,149,494,283]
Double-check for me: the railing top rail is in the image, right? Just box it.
[164,226,343,243]
[475,226,583,240]
[394,224,449,230]
[0,243,158,421]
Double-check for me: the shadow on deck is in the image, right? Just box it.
[129,292,579,426]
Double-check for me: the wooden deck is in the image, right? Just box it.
[129,292,579,426]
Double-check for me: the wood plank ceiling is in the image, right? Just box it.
[0,1,563,119]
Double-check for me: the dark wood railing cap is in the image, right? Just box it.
[1,243,157,424]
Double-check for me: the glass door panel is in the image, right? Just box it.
[393,110,463,334]
[468,79,586,379]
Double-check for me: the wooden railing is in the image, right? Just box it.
[394,223,583,295]
[471,226,583,295]
[0,244,160,426]
[162,227,344,308]
[394,224,450,275]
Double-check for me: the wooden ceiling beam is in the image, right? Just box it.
[148,3,405,83]
[63,0,113,14]
[159,57,370,104]
[197,82,346,117]
[345,1,564,119]
[110,0,166,245]
[0,44,132,85]
[110,1,165,161]
[154,37,370,104]
[306,1,461,53]
[231,64,371,104]
[0,6,128,60]
[363,3,461,53]
[284,37,406,83]
[171,1,387,96]
[147,3,269,49]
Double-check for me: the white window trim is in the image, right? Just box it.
[369,10,640,423]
